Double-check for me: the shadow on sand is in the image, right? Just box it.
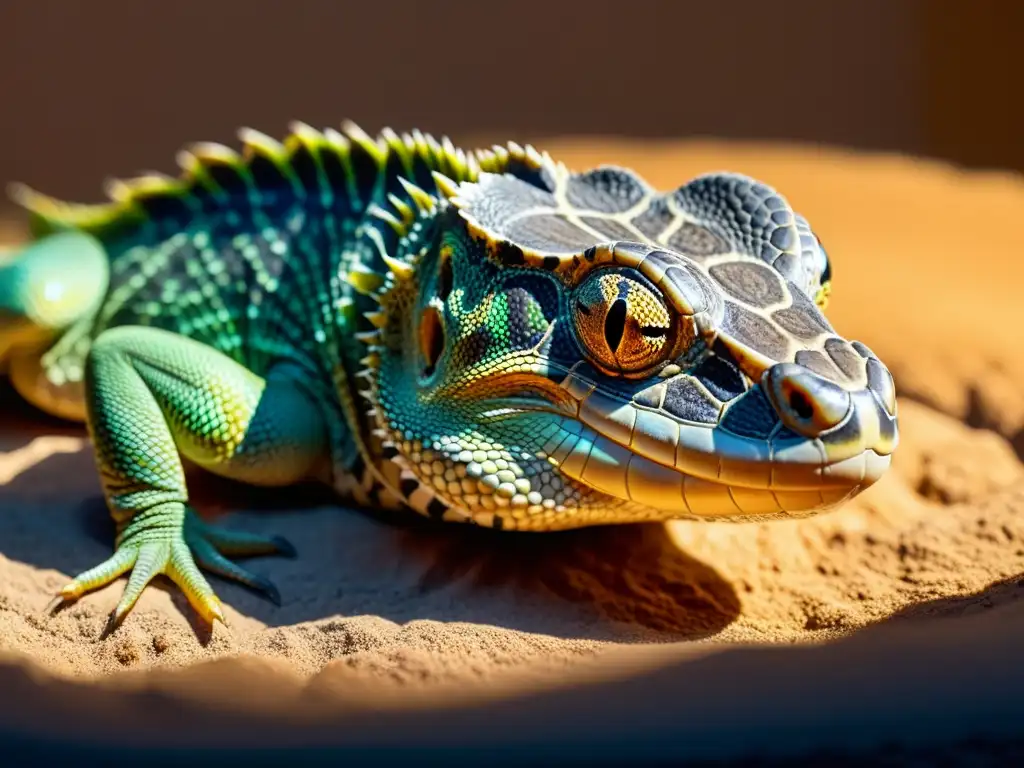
[1,382,740,643]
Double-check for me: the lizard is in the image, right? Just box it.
[0,122,899,634]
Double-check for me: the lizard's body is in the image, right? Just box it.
[0,123,898,631]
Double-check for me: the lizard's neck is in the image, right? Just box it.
[323,209,438,511]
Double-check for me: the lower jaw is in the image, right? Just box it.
[548,441,878,522]
[460,482,863,532]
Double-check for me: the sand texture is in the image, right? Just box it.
[2,139,1024,762]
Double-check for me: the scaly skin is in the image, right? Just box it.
[0,122,898,633]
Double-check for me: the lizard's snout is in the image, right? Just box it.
[762,359,898,489]
[762,363,851,440]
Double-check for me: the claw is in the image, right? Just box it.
[44,508,291,634]
[190,536,282,606]
[43,545,138,618]
[43,594,68,615]
[271,536,297,559]
[100,612,121,640]
[196,519,296,559]
[189,593,227,627]
[260,580,282,607]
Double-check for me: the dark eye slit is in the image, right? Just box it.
[604,298,627,352]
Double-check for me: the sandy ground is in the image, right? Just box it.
[3,138,1024,762]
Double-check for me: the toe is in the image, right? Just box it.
[191,537,282,605]
[106,541,170,631]
[46,546,139,614]
[166,539,227,625]
[190,515,296,559]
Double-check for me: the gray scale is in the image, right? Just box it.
[578,215,643,243]
[719,386,781,439]
[630,196,674,240]
[660,376,722,424]
[771,286,833,340]
[708,260,787,306]
[824,337,867,381]
[690,348,748,402]
[795,349,842,381]
[564,167,648,213]
[505,214,595,254]
[721,301,792,361]
[665,222,730,257]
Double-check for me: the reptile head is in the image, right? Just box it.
[362,157,897,530]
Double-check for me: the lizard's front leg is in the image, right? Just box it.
[49,325,330,632]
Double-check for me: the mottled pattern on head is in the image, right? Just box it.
[359,145,896,530]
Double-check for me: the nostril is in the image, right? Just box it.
[764,362,851,438]
[788,390,814,420]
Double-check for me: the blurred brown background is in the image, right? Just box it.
[1,0,1022,202]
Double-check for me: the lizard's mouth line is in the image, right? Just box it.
[544,363,886,494]
[421,365,884,516]
[459,392,885,500]
[433,371,580,415]
[572,401,889,495]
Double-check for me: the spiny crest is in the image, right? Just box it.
[356,144,568,331]
[435,167,571,272]
[436,146,571,264]
[474,141,563,191]
[7,120,483,242]
[358,351,381,371]
[398,176,437,212]
[353,173,445,339]
[363,310,389,329]
[424,140,563,210]
[377,125,477,185]
[431,171,461,200]
[346,263,386,297]
[352,177,436,298]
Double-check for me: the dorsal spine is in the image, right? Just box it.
[7,121,493,245]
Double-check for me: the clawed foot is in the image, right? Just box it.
[45,506,295,636]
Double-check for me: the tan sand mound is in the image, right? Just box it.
[2,139,1024,760]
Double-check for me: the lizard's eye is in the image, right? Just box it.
[571,268,675,376]
[419,246,453,378]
